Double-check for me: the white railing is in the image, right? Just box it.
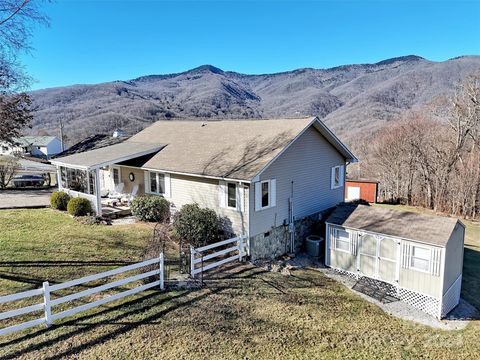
[0,254,164,337]
[190,235,247,278]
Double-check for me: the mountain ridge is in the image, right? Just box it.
[29,55,480,145]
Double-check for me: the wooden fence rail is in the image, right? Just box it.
[191,235,247,278]
[0,254,164,337]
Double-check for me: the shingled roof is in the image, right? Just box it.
[326,204,462,247]
[53,117,357,180]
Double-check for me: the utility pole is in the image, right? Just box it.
[59,120,65,151]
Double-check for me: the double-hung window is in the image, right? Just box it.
[227,183,237,208]
[331,165,345,189]
[254,179,276,211]
[149,171,165,195]
[410,246,430,272]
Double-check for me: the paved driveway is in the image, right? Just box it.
[0,188,53,209]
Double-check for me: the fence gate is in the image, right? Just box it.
[190,235,247,278]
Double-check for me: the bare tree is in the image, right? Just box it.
[0,155,18,188]
[0,0,48,143]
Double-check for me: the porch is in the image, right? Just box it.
[50,141,164,216]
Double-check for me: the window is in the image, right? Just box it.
[261,181,269,208]
[410,246,430,272]
[227,183,237,208]
[255,179,276,211]
[88,170,96,195]
[331,165,344,189]
[148,171,165,195]
[150,172,157,193]
[335,229,351,252]
[113,167,120,186]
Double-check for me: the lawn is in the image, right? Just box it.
[0,208,479,359]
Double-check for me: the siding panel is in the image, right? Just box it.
[250,127,345,236]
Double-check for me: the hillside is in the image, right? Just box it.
[29,55,480,144]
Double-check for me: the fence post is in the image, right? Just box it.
[43,281,52,327]
[238,235,244,262]
[159,253,165,290]
[190,246,195,279]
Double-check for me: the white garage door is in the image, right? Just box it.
[347,186,360,200]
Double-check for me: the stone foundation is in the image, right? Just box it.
[249,207,335,261]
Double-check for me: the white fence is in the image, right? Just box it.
[0,254,164,337]
[190,235,247,278]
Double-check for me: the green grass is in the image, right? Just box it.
[0,208,479,359]
[375,203,480,310]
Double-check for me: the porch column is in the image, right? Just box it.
[56,166,62,190]
[95,167,102,216]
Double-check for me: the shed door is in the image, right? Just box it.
[347,186,360,200]
[358,234,399,284]
[358,234,377,278]
[378,237,398,283]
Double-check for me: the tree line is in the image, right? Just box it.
[351,74,480,219]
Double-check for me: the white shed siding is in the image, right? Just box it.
[442,222,465,294]
[249,126,345,236]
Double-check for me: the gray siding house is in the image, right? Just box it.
[51,117,357,260]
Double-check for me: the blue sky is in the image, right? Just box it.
[22,0,480,90]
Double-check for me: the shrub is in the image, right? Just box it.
[50,191,71,211]
[173,203,220,247]
[131,195,170,222]
[67,197,93,217]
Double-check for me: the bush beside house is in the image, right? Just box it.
[50,191,71,211]
[67,197,93,217]
[131,195,170,222]
[173,203,220,247]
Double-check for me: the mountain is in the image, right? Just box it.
[29,55,480,145]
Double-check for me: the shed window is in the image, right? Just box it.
[335,229,351,252]
[410,246,430,272]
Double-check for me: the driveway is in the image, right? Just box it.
[0,188,53,209]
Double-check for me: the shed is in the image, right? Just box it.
[325,204,465,319]
[345,179,378,203]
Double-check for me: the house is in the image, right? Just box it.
[345,179,379,203]
[50,117,357,260]
[325,203,464,319]
[0,136,63,159]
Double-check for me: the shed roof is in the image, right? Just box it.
[50,142,164,169]
[326,204,461,247]
[13,136,58,147]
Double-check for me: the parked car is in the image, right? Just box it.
[12,174,45,188]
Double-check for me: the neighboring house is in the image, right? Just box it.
[345,179,378,203]
[0,136,63,159]
[326,203,464,319]
[51,117,357,260]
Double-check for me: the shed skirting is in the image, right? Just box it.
[329,267,460,319]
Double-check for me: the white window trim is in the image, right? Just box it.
[331,165,345,189]
[409,245,431,273]
[260,180,270,210]
[226,182,237,209]
[146,171,171,197]
[111,166,121,187]
[334,229,352,254]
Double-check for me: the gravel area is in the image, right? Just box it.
[254,253,478,330]
[0,188,53,209]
